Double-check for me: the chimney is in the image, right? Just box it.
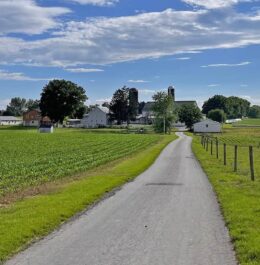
[168,86,175,102]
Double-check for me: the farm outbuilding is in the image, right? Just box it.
[0,116,22,126]
[81,106,109,128]
[194,119,222,133]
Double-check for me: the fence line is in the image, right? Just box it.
[200,135,257,181]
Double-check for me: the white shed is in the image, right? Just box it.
[81,106,109,128]
[0,116,23,126]
[194,119,222,133]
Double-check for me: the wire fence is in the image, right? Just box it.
[199,134,260,181]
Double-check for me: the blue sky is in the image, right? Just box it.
[0,0,260,109]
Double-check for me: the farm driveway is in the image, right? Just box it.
[6,133,237,265]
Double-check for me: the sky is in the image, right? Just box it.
[0,0,260,109]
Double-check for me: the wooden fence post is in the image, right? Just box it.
[206,137,209,151]
[201,136,203,145]
[249,146,255,181]
[224,143,227,166]
[216,138,219,159]
[211,140,213,155]
[234,145,238,172]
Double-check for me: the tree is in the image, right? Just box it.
[248,105,260,118]
[109,87,138,125]
[40,80,87,123]
[102,102,110,108]
[152,91,175,134]
[26,99,40,111]
[5,97,27,116]
[71,104,87,119]
[202,95,227,115]
[208,109,226,123]
[109,87,129,125]
[178,103,202,130]
[138,101,146,114]
[225,96,250,118]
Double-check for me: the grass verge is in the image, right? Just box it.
[0,134,177,264]
[191,135,260,265]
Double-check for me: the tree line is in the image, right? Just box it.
[202,95,260,120]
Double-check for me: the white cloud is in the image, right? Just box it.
[208,84,220,87]
[0,8,260,66]
[95,98,111,103]
[240,84,248,87]
[201,62,251,67]
[69,0,118,6]
[176,57,191,60]
[65,68,104,73]
[182,0,259,9]
[0,69,53,81]
[240,95,260,105]
[139,89,156,95]
[128,80,150,83]
[0,0,70,35]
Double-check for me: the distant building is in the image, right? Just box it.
[193,119,222,133]
[81,106,110,128]
[66,119,82,128]
[141,86,197,124]
[23,110,51,127]
[0,116,22,126]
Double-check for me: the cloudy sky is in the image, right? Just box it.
[0,0,260,109]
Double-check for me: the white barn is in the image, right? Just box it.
[81,106,109,128]
[194,119,222,133]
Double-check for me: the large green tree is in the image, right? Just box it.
[109,87,139,125]
[152,91,175,134]
[40,80,87,123]
[248,105,260,118]
[5,97,27,116]
[26,99,40,111]
[178,103,202,130]
[226,96,250,118]
[202,95,251,119]
[202,95,227,115]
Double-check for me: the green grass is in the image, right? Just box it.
[0,128,160,197]
[234,119,260,127]
[191,130,260,265]
[0,131,177,263]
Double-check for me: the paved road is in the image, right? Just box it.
[6,133,237,265]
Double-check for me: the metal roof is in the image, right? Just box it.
[0,116,22,121]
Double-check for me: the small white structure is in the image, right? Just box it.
[81,106,109,128]
[38,124,54,133]
[194,119,222,133]
[0,116,22,126]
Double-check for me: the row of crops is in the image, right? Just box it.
[0,129,160,196]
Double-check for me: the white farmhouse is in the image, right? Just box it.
[194,119,222,133]
[81,106,109,128]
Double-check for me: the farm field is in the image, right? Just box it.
[0,128,177,262]
[234,118,260,127]
[0,127,160,197]
[191,127,260,265]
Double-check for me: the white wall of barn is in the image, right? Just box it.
[81,108,108,128]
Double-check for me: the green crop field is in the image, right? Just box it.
[0,128,160,197]
[191,127,260,264]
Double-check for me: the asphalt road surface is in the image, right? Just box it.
[6,133,237,265]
